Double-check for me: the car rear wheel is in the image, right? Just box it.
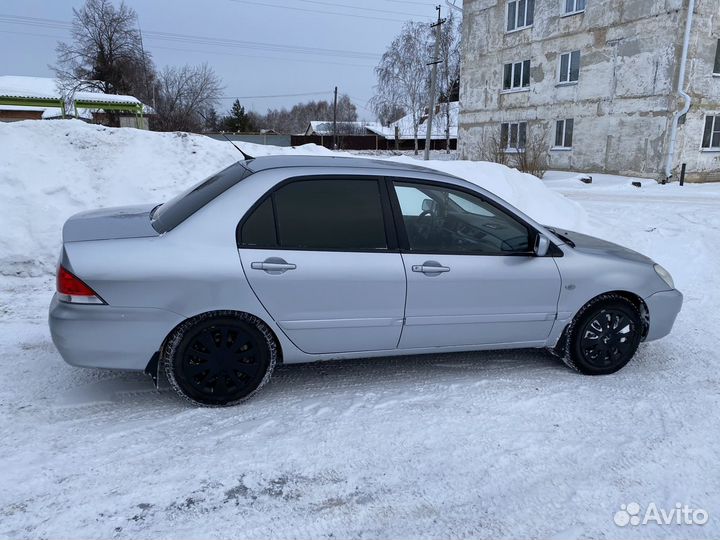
[563,295,643,375]
[162,311,277,406]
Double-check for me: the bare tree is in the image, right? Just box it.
[153,63,223,132]
[479,132,511,167]
[54,0,154,109]
[376,103,405,127]
[256,95,357,134]
[514,133,550,178]
[371,21,432,155]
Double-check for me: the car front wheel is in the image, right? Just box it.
[162,311,277,406]
[563,294,643,375]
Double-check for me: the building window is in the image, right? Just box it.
[564,0,586,14]
[559,51,581,83]
[507,0,534,32]
[501,121,527,151]
[554,119,574,148]
[702,115,720,149]
[503,60,531,90]
[714,39,720,75]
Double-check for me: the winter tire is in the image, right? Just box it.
[162,311,277,406]
[563,294,643,375]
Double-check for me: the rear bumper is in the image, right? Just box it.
[48,294,184,371]
[644,289,683,342]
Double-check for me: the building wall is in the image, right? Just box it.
[672,0,720,181]
[459,0,719,181]
[0,110,43,122]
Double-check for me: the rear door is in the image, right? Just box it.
[390,179,562,349]
[238,176,406,354]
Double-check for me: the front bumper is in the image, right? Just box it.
[644,289,683,342]
[48,294,185,371]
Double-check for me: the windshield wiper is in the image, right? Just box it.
[546,227,575,248]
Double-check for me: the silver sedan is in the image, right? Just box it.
[49,156,682,406]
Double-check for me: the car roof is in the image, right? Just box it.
[242,154,459,179]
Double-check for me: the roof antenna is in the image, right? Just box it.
[220,132,255,160]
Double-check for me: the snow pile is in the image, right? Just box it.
[0,120,587,277]
[0,121,238,276]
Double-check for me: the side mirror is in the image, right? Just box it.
[534,234,550,257]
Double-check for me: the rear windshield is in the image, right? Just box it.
[151,162,252,233]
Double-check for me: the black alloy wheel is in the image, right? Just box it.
[565,295,643,375]
[163,313,276,406]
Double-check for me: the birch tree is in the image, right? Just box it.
[371,22,432,154]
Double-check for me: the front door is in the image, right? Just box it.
[391,180,562,349]
[238,177,405,354]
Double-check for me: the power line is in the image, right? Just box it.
[225,0,421,23]
[292,0,423,17]
[219,91,331,100]
[0,14,382,61]
[150,44,375,68]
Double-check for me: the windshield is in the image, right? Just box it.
[151,162,252,233]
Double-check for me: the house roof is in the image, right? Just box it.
[366,101,459,140]
[0,76,149,113]
[304,120,384,136]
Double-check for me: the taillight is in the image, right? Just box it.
[56,266,105,304]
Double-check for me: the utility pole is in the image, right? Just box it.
[137,23,155,111]
[332,86,338,150]
[424,5,445,160]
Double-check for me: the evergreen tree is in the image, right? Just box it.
[224,99,254,132]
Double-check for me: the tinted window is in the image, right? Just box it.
[152,162,252,233]
[273,179,387,250]
[240,197,277,247]
[393,181,530,254]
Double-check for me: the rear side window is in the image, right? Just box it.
[239,178,388,251]
[152,162,252,233]
[240,198,277,246]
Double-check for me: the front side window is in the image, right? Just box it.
[507,0,534,31]
[554,118,574,148]
[501,121,528,151]
[393,182,530,255]
[239,178,388,250]
[714,39,720,75]
[503,60,531,90]
[564,0,586,14]
[559,50,581,83]
[702,115,720,149]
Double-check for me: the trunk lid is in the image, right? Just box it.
[62,204,159,242]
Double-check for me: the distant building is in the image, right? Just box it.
[365,102,459,149]
[459,0,720,182]
[0,76,151,129]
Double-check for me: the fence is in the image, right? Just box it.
[290,135,457,151]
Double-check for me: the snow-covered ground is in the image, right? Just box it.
[1,121,719,539]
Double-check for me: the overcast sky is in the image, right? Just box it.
[0,0,451,120]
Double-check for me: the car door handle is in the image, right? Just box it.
[412,262,450,274]
[250,258,296,273]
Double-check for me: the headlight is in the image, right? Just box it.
[654,264,674,289]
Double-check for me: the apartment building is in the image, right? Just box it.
[458,0,720,182]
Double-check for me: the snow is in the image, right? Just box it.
[0,120,586,278]
[0,75,143,105]
[2,120,720,538]
[366,101,459,140]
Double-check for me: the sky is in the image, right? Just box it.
[0,0,455,121]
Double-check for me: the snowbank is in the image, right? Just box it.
[0,120,587,277]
